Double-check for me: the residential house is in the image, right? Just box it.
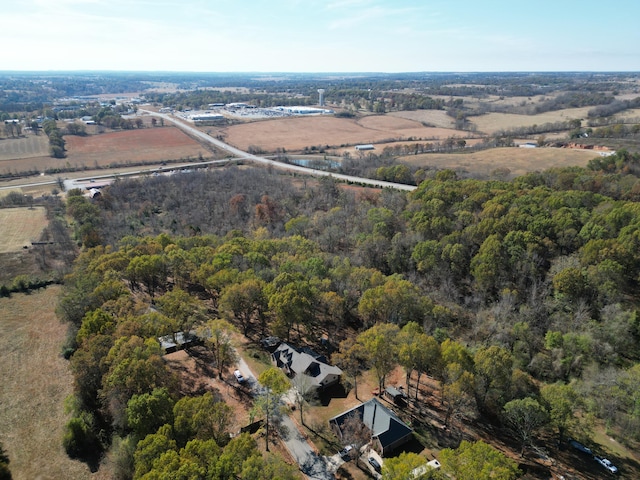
[329,397,413,456]
[271,342,342,390]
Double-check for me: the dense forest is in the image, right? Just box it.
[56,149,640,478]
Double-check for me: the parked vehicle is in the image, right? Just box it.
[594,456,618,474]
[233,369,245,383]
[568,439,592,455]
[368,456,381,472]
[339,445,354,460]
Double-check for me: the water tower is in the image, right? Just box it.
[317,89,325,107]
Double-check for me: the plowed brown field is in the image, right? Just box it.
[219,115,467,152]
[0,127,209,176]
[64,127,209,164]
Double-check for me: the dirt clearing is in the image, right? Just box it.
[163,347,251,433]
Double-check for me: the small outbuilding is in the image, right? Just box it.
[355,144,375,151]
[384,386,408,407]
[158,331,198,354]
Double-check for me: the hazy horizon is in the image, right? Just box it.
[2,1,639,73]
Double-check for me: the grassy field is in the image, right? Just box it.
[0,135,50,161]
[0,287,93,480]
[388,110,456,129]
[399,146,599,179]
[0,207,48,254]
[469,107,594,135]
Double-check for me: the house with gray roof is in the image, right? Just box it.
[329,397,413,456]
[271,342,342,390]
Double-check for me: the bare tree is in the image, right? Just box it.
[339,412,371,463]
[291,373,316,426]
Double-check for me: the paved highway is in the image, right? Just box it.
[1,112,418,194]
[139,109,418,192]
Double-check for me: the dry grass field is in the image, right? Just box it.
[0,135,50,161]
[218,115,467,152]
[469,107,594,135]
[399,146,599,178]
[0,207,48,254]
[0,287,93,480]
[388,110,456,129]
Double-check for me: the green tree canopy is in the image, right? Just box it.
[440,440,520,480]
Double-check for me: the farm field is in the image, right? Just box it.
[0,207,48,253]
[0,287,94,480]
[0,127,211,177]
[469,107,594,134]
[217,115,468,152]
[64,127,210,165]
[388,110,456,129]
[399,146,599,178]
[0,134,50,161]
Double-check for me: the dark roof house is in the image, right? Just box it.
[329,397,413,456]
[271,342,342,390]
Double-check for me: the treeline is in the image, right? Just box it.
[531,91,614,114]
[491,119,580,138]
[42,119,66,158]
[590,123,640,139]
[588,97,640,118]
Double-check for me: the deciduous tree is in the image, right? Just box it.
[255,368,290,451]
[540,382,580,444]
[381,452,431,480]
[219,278,267,337]
[440,440,520,480]
[503,397,549,455]
[196,319,237,379]
[356,323,399,393]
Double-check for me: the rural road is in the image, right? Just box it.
[235,356,341,480]
[1,111,417,194]
[139,109,418,192]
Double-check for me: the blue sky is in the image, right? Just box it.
[2,0,639,72]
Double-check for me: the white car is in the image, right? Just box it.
[233,370,245,383]
[594,456,618,474]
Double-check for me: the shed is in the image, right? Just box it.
[384,386,407,406]
[158,331,198,354]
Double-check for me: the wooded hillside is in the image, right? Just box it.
[59,152,640,478]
